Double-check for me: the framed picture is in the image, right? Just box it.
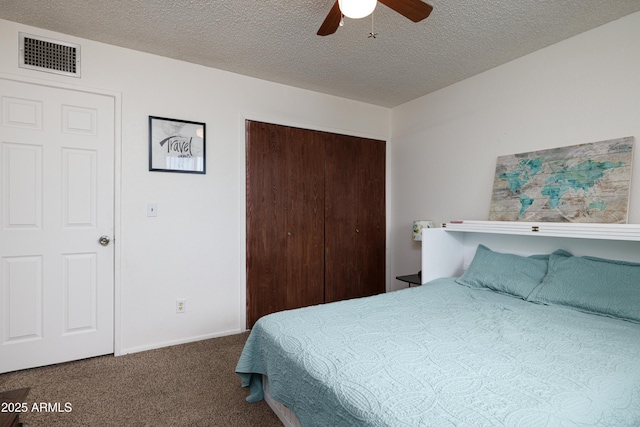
[149,116,206,174]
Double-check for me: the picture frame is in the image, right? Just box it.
[149,116,206,174]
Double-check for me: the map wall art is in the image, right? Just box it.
[489,137,634,223]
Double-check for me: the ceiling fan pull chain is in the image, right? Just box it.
[368,11,378,38]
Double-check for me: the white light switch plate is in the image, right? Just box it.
[147,203,158,217]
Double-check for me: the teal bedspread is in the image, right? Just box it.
[236,279,640,426]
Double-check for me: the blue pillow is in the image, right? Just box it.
[455,245,550,299]
[527,252,640,323]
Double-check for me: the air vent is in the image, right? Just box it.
[19,33,81,77]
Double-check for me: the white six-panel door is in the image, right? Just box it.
[0,78,114,373]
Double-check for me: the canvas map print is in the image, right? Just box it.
[489,137,634,223]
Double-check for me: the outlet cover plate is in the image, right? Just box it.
[176,298,186,313]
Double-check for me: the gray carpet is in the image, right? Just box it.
[0,332,282,426]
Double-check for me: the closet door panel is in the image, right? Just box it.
[285,127,325,310]
[324,135,359,302]
[246,121,325,328]
[246,121,288,326]
[356,138,386,297]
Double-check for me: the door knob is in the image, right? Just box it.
[99,235,111,246]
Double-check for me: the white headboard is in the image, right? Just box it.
[421,221,640,284]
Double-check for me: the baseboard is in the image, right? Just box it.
[117,328,243,355]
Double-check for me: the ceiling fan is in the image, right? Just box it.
[317,0,433,36]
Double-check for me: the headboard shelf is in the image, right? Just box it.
[421,221,640,285]
[442,220,640,241]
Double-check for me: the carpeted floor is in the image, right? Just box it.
[0,332,282,426]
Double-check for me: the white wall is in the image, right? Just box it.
[389,11,640,290]
[0,19,390,354]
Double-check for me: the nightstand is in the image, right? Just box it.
[395,271,422,287]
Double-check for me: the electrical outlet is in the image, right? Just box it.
[176,298,186,313]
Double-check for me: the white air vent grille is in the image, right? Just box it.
[19,33,81,77]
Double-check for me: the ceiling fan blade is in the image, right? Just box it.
[378,0,433,22]
[317,0,342,36]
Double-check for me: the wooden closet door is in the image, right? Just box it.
[355,137,386,297]
[246,121,325,328]
[284,127,325,310]
[324,135,358,302]
[325,135,385,302]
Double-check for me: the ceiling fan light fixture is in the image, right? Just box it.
[338,0,377,19]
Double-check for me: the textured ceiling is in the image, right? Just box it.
[1,0,639,107]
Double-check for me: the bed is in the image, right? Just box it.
[236,222,640,426]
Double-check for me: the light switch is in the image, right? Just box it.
[147,203,158,217]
